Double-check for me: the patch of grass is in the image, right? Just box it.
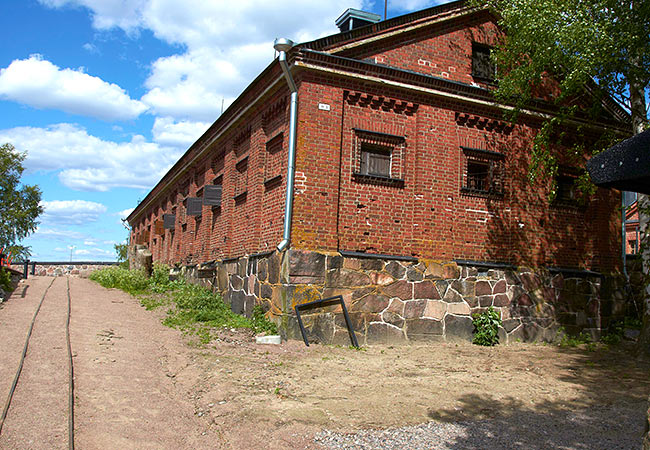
[89,266,149,295]
[90,264,278,344]
[558,328,592,348]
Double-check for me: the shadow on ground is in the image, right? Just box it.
[428,344,650,449]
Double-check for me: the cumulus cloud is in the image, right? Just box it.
[30,228,90,241]
[152,117,210,147]
[0,55,147,121]
[391,0,444,11]
[0,123,182,191]
[38,0,146,32]
[39,0,368,121]
[41,200,107,225]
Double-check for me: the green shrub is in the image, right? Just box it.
[90,265,279,343]
[89,266,149,295]
[472,307,502,346]
[0,267,12,292]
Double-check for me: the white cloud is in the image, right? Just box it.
[39,0,369,121]
[41,199,107,225]
[392,0,444,11]
[38,0,146,32]
[152,117,210,147]
[0,55,147,121]
[30,228,89,241]
[117,208,135,220]
[0,123,182,191]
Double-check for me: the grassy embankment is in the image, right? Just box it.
[90,265,277,344]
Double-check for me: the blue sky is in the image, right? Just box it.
[0,0,444,261]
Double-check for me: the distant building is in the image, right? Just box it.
[128,1,629,344]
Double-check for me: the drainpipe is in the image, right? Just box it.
[274,38,298,252]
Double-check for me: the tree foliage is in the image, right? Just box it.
[0,143,43,259]
[479,0,649,182]
[477,0,650,354]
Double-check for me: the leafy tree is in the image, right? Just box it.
[0,143,43,260]
[114,242,129,268]
[477,0,650,354]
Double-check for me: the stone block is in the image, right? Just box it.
[444,315,474,342]
[260,282,273,300]
[327,255,343,270]
[321,288,354,307]
[443,264,461,280]
[493,280,506,294]
[334,312,366,332]
[244,295,255,317]
[478,295,493,307]
[443,286,463,303]
[520,272,541,291]
[327,269,372,287]
[230,274,244,291]
[413,280,439,300]
[332,329,364,346]
[386,298,405,315]
[289,249,326,282]
[448,302,470,315]
[231,290,246,315]
[516,293,533,306]
[509,321,543,342]
[407,266,424,281]
[382,311,405,328]
[367,322,406,344]
[268,253,280,284]
[385,261,406,280]
[451,280,475,297]
[423,300,447,320]
[434,280,449,297]
[352,287,375,299]
[493,294,510,307]
[424,261,444,279]
[360,259,384,271]
[258,259,268,282]
[406,318,443,341]
[381,280,413,300]
[237,258,247,277]
[370,271,395,286]
[476,280,492,296]
[403,299,427,319]
[502,318,521,333]
[353,294,390,313]
[343,258,361,270]
[505,270,520,285]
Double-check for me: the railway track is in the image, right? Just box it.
[0,277,75,449]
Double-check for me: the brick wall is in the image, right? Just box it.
[291,72,620,272]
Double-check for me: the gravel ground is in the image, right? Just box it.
[315,402,644,449]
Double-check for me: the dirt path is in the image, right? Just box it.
[0,276,649,449]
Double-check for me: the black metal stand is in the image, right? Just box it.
[294,295,359,348]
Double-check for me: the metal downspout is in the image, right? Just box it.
[275,38,298,252]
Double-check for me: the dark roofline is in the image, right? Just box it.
[301,0,470,52]
[127,57,284,223]
[296,49,630,131]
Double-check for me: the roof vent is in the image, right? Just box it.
[335,8,381,32]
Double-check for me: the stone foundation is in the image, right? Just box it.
[10,262,118,278]
[174,249,625,345]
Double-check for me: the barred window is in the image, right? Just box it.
[461,147,504,196]
[352,128,405,184]
[472,43,495,82]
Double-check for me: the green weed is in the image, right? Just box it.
[90,265,277,343]
[472,307,502,346]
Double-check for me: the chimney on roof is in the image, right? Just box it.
[335,8,381,32]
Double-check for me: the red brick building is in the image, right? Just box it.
[128,1,629,344]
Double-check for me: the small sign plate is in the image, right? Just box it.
[318,103,331,111]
